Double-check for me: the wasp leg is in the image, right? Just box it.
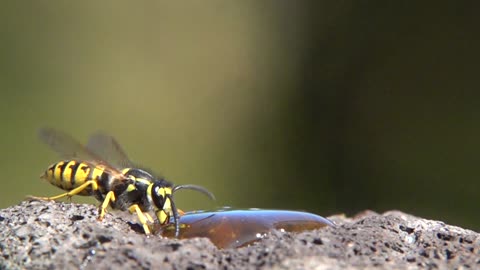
[145,212,154,223]
[128,204,151,235]
[97,191,116,221]
[27,180,99,201]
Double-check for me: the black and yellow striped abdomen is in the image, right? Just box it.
[41,160,111,196]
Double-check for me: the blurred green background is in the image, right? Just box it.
[1,2,479,231]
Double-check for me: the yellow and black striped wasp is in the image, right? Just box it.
[30,127,215,237]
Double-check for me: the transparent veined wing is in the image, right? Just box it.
[86,131,135,169]
[38,127,131,183]
[38,127,103,162]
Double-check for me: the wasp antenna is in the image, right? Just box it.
[168,194,180,238]
[173,184,216,201]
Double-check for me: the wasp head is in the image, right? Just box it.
[150,181,173,219]
[150,180,216,237]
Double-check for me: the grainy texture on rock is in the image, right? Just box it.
[0,201,479,270]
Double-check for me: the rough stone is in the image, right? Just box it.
[0,201,478,269]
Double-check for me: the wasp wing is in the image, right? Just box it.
[87,132,169,183]
[38,127,105,161]
[39,127,126,173]
[86,131,135,169]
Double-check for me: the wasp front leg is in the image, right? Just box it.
[128,204,153,235]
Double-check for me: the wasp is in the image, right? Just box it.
[30,127,215,237]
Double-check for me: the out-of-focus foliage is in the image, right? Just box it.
[1,2,479,230]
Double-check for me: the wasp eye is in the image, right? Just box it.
[152,183,165,209]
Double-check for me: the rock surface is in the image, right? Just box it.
[0,201,479,270]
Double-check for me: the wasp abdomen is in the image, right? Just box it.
[41,160,110,196]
